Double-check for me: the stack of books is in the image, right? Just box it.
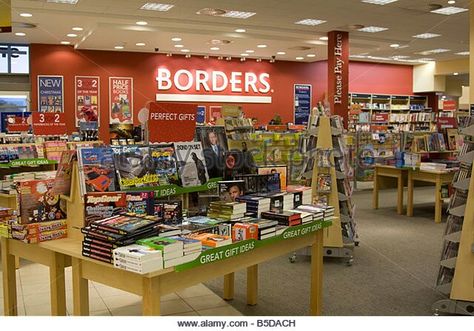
[113,244,164,274]
[286,185,312,207]
[81,214,160,264]
[250,218,279,240]
[188,232,233,249]
[157,224,181,237]
[282,192,294,210]
[288,209,313,224]
[260,210,302,227]
[207,201,247,221]
[137,236,198,268]
[294,205,325,221]
[235,195,271,217]
[169,236,202,256]
[10,219,67,243]
[232,222,258,241]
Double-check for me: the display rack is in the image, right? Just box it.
[432,121,474,315]
[305,115,354,263]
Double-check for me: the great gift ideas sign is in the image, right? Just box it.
[147,102,197,143]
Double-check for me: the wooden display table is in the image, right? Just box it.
[407,169,455,223]
[1,224,326,316]
[373,165,408,214]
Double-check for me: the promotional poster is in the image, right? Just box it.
[75,76,100,126]
[110,77,133,124]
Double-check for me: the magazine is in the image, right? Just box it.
[173,142,209,187]
[149,144,180,186]
[113,145,157,190]
[78,146,117,194]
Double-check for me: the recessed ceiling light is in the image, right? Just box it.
[453,72,459,75]
[20,13,32,17]
[350,55,368,58]
[181,49,190,52]
[174,44,184,48]
[276,51,286,55]
[241,53,249,56]
[185,54,191,58]
[456,51,469,55]
[295,19,326,26]
[319,36,328,41]
[361,0,398,5]
[136,21,148,26]
[140,3,174,11]
[60,41,70,45]
[66,33,77,37]
[221,11,256,19]
[226,56,232,61]
[419,48,450,54]
[307,54,316,57]
[390,44,400,48]
[431,6,468,15]
[448,0,456,3]
[257,44,267,48]
[296,57,304,60]
[171,37,182,42]
[391,55,410,59]
[235,28,246,33]
[246,50,254,53]
[114,46,124,49]
[256,58,262,62]
[15,32,26,36]
[46,0,79,4]
[416,58,435,62]
[72,27,83,31]
[413,33,441,39]
[135,42,146,46]
[357,26,388,33]
[210,47,220,51]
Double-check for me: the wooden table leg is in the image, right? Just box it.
[434,176,442,223]
[15,256,20,269]
[397,174,404,215]
[72,257,89,316]
[223,273,235,301]
[49,252,66,316]
[372,169,379,209]
[1,238,18,316]
[407,171,414,217]
[310,230,323,316]
[143,277,161,316]
[246,265,258,306]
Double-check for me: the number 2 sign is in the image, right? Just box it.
[32,112,67,135]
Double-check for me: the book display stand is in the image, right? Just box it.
[432,121,474,315]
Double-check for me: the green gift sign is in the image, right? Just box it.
[124,177,222,198]
[4,158,57,168]
[175,219,332,272]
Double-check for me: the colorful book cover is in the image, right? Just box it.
[149,144,180,186]
[173,142,209,187]
[44,141,68,163]
[218,180,245,202]
[78,146,117,194]
[126,191,154,215]
[195,126,228,179]
[17,179,67,224]
[257,166,287,190]
[113,145,157,189]
[90,214,157,235]
[51,149,77,196]
[84,192,127,227]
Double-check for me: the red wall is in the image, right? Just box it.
[30,44,413,141]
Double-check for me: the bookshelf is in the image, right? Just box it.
[432,121,474,315]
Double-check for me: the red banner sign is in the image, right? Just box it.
[75,76,100,126]
[109,77,133,124]
[6,116,30,132]
[372,113,389,122]
[442,100,456,111]
[32,112,67,135]
[437,117,457,129]
[148,102,197,143]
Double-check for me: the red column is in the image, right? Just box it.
[327,31,349,127]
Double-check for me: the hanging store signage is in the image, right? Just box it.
[0,44,29,74]
[294,84,312,125]
[32,112,67,136]
[37,75,64,112]
[328,31,349,125]
[437,117,457,130]
[442,100,456,111]
[147,102,197,143]
[109,77,133,124]
[6,115,30,133]
[0,1,12,33]
[75,76,100,127]
[156,68,272,103]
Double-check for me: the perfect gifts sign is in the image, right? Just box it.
[148,102,197,143]
[75,76,100,126]
[109,77,133,124]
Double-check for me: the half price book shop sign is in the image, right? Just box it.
[148,102,197,143]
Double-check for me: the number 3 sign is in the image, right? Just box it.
[32,112,67,135]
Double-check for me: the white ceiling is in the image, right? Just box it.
[3,0,471,64]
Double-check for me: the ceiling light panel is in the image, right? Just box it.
[357,26,388,33]
[221,11,256,19]
[430,6,468,15]
[140,3,174,11]
[413,33,441,39]
[456,51,469,55]
[361,0,398,4]
[418,48,450,55]
[47,0,79,4]
[295,19,326,26]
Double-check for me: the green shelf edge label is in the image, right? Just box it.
[175,219,332,272]
[0,158,57,168]
[123,177,222,198]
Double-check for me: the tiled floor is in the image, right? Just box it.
[0,260,242,316]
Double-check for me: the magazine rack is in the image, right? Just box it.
[432,125,474,315]
[310,116,354,263]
